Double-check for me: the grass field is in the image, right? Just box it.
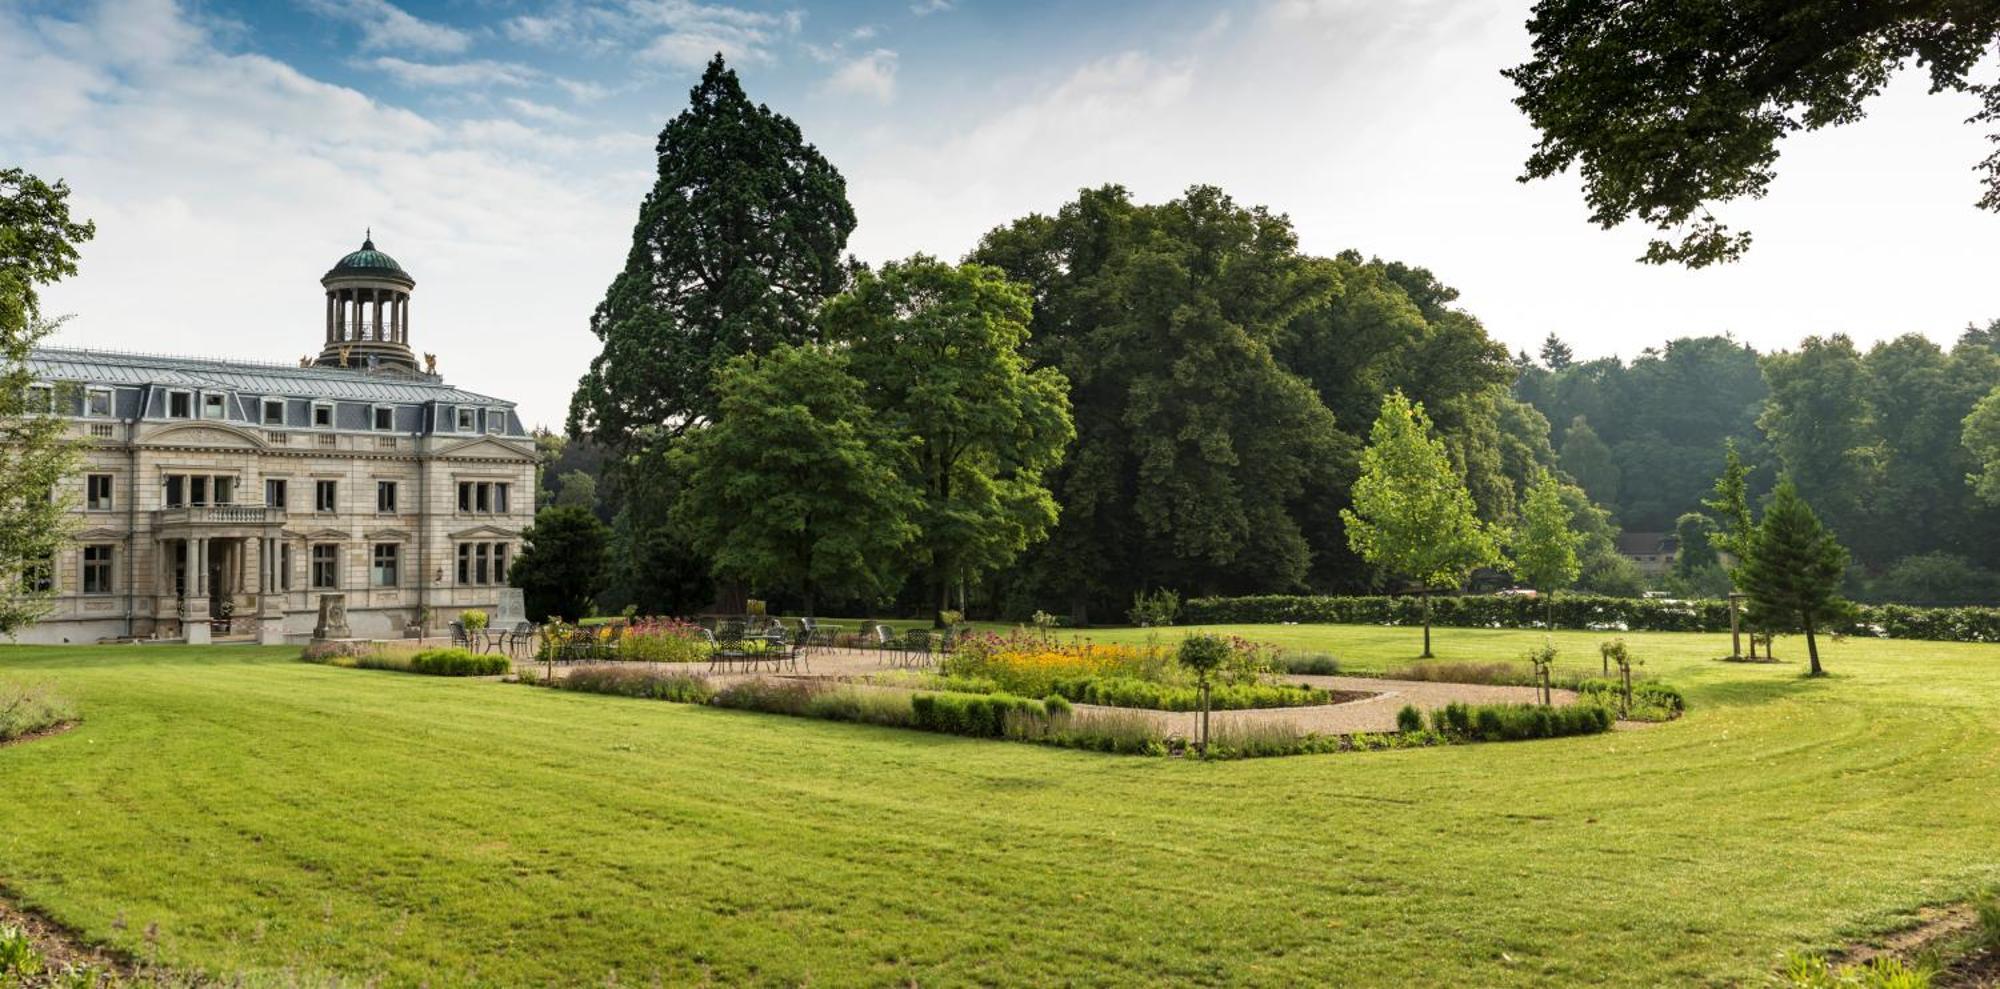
[3,626,1998,986]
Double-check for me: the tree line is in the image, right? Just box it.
[514,54,2000,625]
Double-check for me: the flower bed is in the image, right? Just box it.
[939,631,1323,709]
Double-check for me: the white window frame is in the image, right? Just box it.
[261,397,286,426]
[86,387,114,418]
[455,407,476,432]
[372,405,395,431]
[485,408,505,434]
[371,543,400,588]
[200,392,227,420]
[312,402,334,429]
[165,389,193,419]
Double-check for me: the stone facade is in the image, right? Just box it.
[15,237,536,644]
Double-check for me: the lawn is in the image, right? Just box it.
[2,627,1997,986]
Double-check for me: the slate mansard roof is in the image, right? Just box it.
[29,346,526,436]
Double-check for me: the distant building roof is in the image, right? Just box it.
[29,346,512,407]
[324,234,414,286]
[1616,532,1675,557]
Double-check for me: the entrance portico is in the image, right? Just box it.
[153,506,288,643]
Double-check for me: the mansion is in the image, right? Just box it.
[17,236,536,644]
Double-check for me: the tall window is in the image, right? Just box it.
[164,474,185,507]
[457,542,512,585]
[278,543,293,591]
[456,481,513,514]
[310,545,338,589]
[265,478,287,509]
[190,476,209,506]
[86,473,113,511]
[315,480,337,513]
[376,480,397,513]
[495,483,509,514]
[371,544,399,587]
[81,545,113,594]
[28,385,52,413]
[168,391,193,418]
[213,476,234,504]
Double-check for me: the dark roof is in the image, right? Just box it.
[30,347,512,408]
[1616,532,1674,556]
[325,235,413,285]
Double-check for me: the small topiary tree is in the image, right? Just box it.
[461,609,488,633]
[1396,704,1423,733]
[1178,634,1232,754]
[1526,640,1557,705]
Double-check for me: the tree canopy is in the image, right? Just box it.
[822,256,1073,622]
[0,168,91,633]
[510,506,613,623]
[1735,479,1855,676]
[668,343,918,615]
[568,54,855,449]
[1507,0,2000,266]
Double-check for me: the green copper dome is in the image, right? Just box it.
[324,231,414,284]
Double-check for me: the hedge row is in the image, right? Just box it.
[408,648,512,676]
[1047,675,1329,711]
[909,692,1065,737]
[1180,594,2000,643]
[1431,701,1615,741]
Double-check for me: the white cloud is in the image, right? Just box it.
[370,57,539,88]
[554,77,612,102]
[910,0,953,15]
[505,97,577,123]
[823,49,898,104]
[297,0,470,54]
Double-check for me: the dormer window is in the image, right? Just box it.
[455,407,476,432]
[485,408,505,434]
[86,387,113,418]
[167,390,193,418]
[201,392,226,419]
[372,406,395,431]
[262,398,285,426]
[27,384,53,413]
[312,403,334,428]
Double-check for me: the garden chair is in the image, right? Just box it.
[503,621,537,659]
[559,626,596,665]
[869,623,898,665]
[709,621,752,674]
[898,629,934,669]
[449,620,470,649]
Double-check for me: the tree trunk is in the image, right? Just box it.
[802,584,816,620]
[1421,589,1433,659]
[1545,592,1554,632]
[1805,617,1823,676]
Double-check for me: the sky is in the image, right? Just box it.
[7,0,2000,429]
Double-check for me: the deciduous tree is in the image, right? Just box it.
[668,344,918,616]
[1341,392,1497,657]
[822,257,1073,625]
[510,506,611,623]
[1509,469,1582,628]
[1507,1,2000,266]
[0,168,92,633]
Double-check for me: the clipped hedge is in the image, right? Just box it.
[408,649,511,676]
[1429,701,1614,741]
[1046,675,1330,711]
[909,691,1053,738]
[1181,594,2000,643]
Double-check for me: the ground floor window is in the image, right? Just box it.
[82,544,113,594]
[311,544,338,589]
[371,543,399,587]
[456,541,511,585]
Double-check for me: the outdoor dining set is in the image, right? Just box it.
[514,615,971,674]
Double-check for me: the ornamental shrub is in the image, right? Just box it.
[1396,704,1423,733]
[409,648,510,676]
[460,609,489,632]
[1044,676,1328,711]
[909,691,1049,738]
[560,664,714,702]
[0,682,77,742]
[1435,701,1613,742]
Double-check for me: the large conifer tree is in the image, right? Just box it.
[1735,479,1854,676]
[569,54,856,448]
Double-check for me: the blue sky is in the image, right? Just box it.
[9,0,2000,427]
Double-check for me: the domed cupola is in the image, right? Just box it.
[317,230,418,371]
